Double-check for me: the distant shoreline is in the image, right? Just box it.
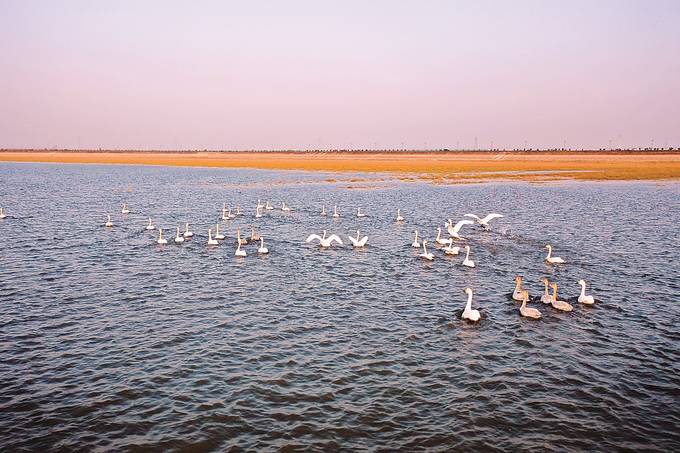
[1,150,679,182]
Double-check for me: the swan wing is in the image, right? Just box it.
[358,236,368,246]
[450,219,474,235]
[348,236,358,246]
[481,213,503,224]
[306,234,322,243]
[328,234,343,245]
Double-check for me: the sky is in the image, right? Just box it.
[1,0,679,150]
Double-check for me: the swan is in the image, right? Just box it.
[348,230,368,247]
[145,218,155,230]
[251,227,261,241]
[332,205,340,218]
[255,206,262,218]
[519,291,541,319]
[183,223,194,238]
[222,203,229,220]
[258,237,269,254]
[545,244,565,264]
[227,207,235,219]
[0,207,6,219]
[121,203,130,214]
[321,205,327,216]
[257,199,264,209]
[105,214,113,227]
[512,276,525,301]
[157,228,167,244]
[214,223,225,240]
[235,241,247,257]
[419,240,434,261]
[462,245,475,268]
[236,205,242,216]
[207,228,218,245]
[461,287,481,322]
[411,230,421,248]
[236,228,248,245]
[540,277,554,304]
[265,201,273,210]
[550,283,573,312]
[435,227,452,246]
[356,207,366,218]
[306,230,343,248]
[447,219,474,239]
[396,209,404,222]
[464,213,503,229]
[174,227,185,244]
[444,241,460,255]
[281,202,291,212]
[578,279,595,305]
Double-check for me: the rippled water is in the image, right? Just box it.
[1,162,679,451]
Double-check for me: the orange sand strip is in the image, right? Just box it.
[1,151,679,181]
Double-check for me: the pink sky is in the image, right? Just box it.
[1,0,679,150]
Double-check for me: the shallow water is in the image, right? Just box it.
[1,163,679,451]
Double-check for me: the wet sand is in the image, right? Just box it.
[1,150,679,181]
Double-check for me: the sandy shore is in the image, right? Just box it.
[1,150,679,182]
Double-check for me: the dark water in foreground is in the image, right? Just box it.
[1,163,679,452]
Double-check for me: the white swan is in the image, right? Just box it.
[174,227,184,244]
[265,201,273,210]
[444,241,460,255]
[121,203,130,214]
[236,228,248,245]
[306,230,343,248]
[578,279,595,305]
[251,227,261,241]
[258,237,269,254]
[105,214,113,227]
[348,230,368,247]
[396,209,404,222]
[550,283,573,312]
[435,227,452,246]
[464,213,503,229]
[512,276,525,301]
[447,219,474,239]
[281,202,291,212]
[411,230,421,248]
[207,228,218,245]
[321,205,327,216]
[157,228,167,244]
[257,199,264,209]
[540,277,554,304]
[332,205,340,218]
[462,245,475,268]
[235,241,246,257]
[145,218,155,230]
[222,204,229,220]
[461,287,481,322]
[419,240,434,261]
[545,244,565,264]
[183,223,193,238]
[255,205,262,218]
[0,207,6,219]
[356,207,366,218]
[520,291,541,319]
[236,205,242,216]
[226,207,235,219]
[214,224,225,240]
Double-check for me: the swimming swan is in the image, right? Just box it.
[281,202,291,212]
[447,219,475,239]
[356,207,366,218]
[578,279,595,305]
[419,240,434,261]
[105,215,113,227]
[444,241,460,255]
[512,276,525,301]
[306,230,343,248]
[321,205,327,216]
[174,227,185,244]
[236,228,248,245]
[550,283,573,312]
[251,227,261,241]
[540,277,554,304]
[207,228,218,245]
[396,209,404,222]
[235,241,246,257]
[183,223,193,238]
[0,207,5,219]
[411,230,421,248]
[157,228,167,244]
[461,287,481,322]
[214,224,225,240]
[121,203,130,214]
[265,201,273,211]
[520,291,541,319]
[545,244,565,264]
[464,213,503,229]
[258,237,269,254]
[255,206,262,218]
[462,245,475,268]
[145,218,155,230]
[435,227,453,246]
[348,230,368,247]
[332,205,340,218]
